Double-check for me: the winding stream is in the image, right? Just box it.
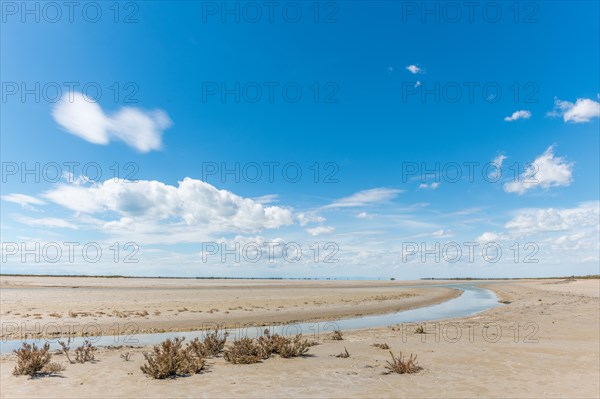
[0,283,501,354]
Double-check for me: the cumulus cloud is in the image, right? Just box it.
[548,97,600,123]
[324,188,402,208]
[476,202,599,256]
[503,146,573,195]
[297,213,326,226]
[504,201,599,236]
[306,226,335,236]
[41,177,293,233]
[504,110,531,122]
[406,65,422,74]
[52,92,172,152]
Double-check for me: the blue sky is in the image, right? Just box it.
[1,1,599,278]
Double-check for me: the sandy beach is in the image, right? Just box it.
[0,277,459,340]
[1,277,598,398]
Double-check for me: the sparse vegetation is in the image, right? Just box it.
[188,329,227,358]
[372,343,390,350]
[58,339,73,364]
[13,343,65,377]
[330,330,343,341]
[223,331,312,364]
[120,352,132,361]
[59,338,97,364]
[75,340,96,363]
[385,351,423,374]
[274,334,311,358]
[415,324,426,334]
[140,337,205,379]
[336,347,350,358]
[223,337,265,364]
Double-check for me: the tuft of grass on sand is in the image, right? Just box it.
[13,343,66,377]
[141,337,205,379]
[385,351,423,374]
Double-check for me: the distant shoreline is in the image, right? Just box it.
[0,273,598,280]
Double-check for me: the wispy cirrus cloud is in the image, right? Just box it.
[306,226,335,236]
[52,92,172,152]
[1,194,46,211]
[324,188,402,208]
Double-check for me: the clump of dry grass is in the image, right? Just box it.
[59,338,96,364]
[13,343,65,377]
[415,324,426,334]
[223,337,266,364]
[75,340,96,363]
[140,337,205,379]
[256,330,312,358]
[330,330,343,341]
[385,351,423,374]
[224,331,313,364]
[372,343,390,350]
[120,352,132,361]
[275,335,312,358]
[188,329,228,358]
[336,347,350,358]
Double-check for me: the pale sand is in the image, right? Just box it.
[0,277,458,339]
[1,278,598,398]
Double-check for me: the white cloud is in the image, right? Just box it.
[475,202,599,259]
[306,226,335,236]
[297,213,326,226]
[415,81,422,88]
[324,188,402,208]
[52,92,172,152]
[418,182,440,190]
[252,194,279,204]
[1,194,45,209]
[476,232,503,242]
[504,110,531,122]
[356,212,371,219]
[504,201,599,236]
[548,97,600,123]
[14,216,78,229]
[503,146,573,195]
[41,177,293,233]
[432,229,453,238]
[406,65,422,74]
[491,154,507,168]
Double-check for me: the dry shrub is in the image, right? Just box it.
[141,337,205,379]
[276,335,311,358]
[75,340,96,363]
[330,330,343,341]
[224,331,313,364]
[385,351,422,374]
[415,324,426,334]
[13,343,65,377]
[256,330,311,358]
[336,347,350,358]
[120,352,132,361]
[44,362,66,374]
[188,329,227,358]
[372,343,390,350]
[223,337,265,364]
